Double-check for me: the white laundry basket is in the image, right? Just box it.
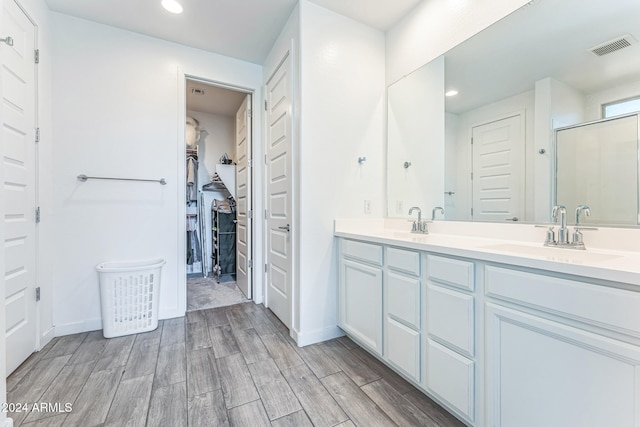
[96,258,165,338]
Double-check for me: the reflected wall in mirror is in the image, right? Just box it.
[387,57,444,217]
[386,0,640,226]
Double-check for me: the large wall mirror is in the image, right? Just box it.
[387,0,640,226]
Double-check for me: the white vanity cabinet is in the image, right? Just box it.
[484,265,640,427]
[338,239,384,354]
[338,239,423,378]
[384,247,422,382]
[336,230,640,427]
[425,255,476,422]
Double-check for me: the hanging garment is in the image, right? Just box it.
[190,228,201,264]
[186,116,200,149]
[186,230,194,265]
[186,217,201,265]
[186,156,198,202]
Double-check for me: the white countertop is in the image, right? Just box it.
[334,219,640,286]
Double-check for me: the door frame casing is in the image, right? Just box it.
[176,70,262,316]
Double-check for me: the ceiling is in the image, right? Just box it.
[45,0,421,64]
[186,80,247,117]
[443,0,640,114]
[310,0,421,31]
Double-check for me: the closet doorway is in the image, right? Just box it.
[184,78,253,312]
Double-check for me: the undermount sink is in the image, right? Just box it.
[481,243,621,264]
[381,231,431,243]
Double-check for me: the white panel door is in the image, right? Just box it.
[2,0,38,374]
[265,55,292,328]
[471,114,524,222]
[235,94,251,299]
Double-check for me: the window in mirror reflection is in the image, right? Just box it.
[603,96,640,118]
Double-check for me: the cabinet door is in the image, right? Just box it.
[386,317,421,381]
[426,339,474,421]
[486,303,640,427]
[339,259,383,354]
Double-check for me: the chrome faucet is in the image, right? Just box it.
[575,205,591,224]
[571,205,596,250]
[408,207,428,234]
[432,206,445,220]
[552,205,569,246]
[545,204,597,249]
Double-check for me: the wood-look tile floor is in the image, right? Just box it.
[6,302,464,427]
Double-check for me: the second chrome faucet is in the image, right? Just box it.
[408,206,445,234]
[545,204,597,250]
[408,206,428,234]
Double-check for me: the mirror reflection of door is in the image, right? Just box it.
[471,114,524,222]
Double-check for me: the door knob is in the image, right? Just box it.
[505,217,519,221]
[1,36,14,46]
[278,224,290,232]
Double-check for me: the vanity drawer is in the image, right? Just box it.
[341,239,383,266]
[386,271,421,329]
[427,284,474,357]
[386,247,420,276]
[485,265,640,336]
[427,255,474,291]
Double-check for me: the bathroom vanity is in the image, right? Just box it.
[335,219,640,427]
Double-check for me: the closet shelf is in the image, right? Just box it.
[202,173,229,192]
[202,182,227,191]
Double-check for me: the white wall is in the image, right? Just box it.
[50,13,262,334]
[585,78,640,121]
[296,0,385,344]
[533,77,586,221]
[444,112,460,216]
[190,110,235,187]
[387,57,445,218]
[386,0,530,85]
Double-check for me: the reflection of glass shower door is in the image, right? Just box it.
[555,114,639,226]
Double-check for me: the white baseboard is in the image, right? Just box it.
[159,307,185,320]
[39,327,55,349]
[54,318,102,336]
[54,310,186,338]
[291,325,344,347]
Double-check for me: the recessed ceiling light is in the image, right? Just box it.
[445,90,459,97]
[162,0,183,14]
